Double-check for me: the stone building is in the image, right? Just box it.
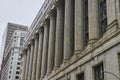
[21,0,120,80]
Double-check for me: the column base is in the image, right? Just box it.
[46,72,51,76]
[40,77,43,80]
[54,66,59,70]
[88,39,98,45]
[63,59,69,63]
[74,50,83,54]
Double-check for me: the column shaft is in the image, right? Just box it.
[41,23,49,78]
[64,0,74,61]
[31,36,39,80]
[21,50,27,80]
[47,11,56,73]
[55,1,64,67]
[35,29,44,80]
[75,0,84,53]
[27,41,34,80]
[24,49,28,80]
[88,0,99,44]
[25,47,30,80]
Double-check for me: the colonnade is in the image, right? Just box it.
[21,0,100,80]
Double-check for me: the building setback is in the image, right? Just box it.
[21,0,120,80]
[0,23,28,80]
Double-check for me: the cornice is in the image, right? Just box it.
[24,0,53,48]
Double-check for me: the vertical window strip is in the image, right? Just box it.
[84,0,89,46]
[94,63,104,80]
[99,0,107,36]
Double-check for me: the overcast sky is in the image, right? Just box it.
[0,0,45,65]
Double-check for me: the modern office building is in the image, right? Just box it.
[21,0,120,80]
[0,23,28,80]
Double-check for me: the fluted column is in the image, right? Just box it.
[35,28,44,80]
[88,0,99,44]
[24,46,30,80]
[21,50,27,80]
[75,0,84,53]
[54,1,64,68]
[64,0,74,61]
[47,11,56,74]
[27,41,34,80]
[31,35,39,80]
[24,49,28,80]
[41,21,49,78]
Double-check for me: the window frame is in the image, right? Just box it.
[83,0,89,46]
[77,72,84,80]
[99,0,107,36]
[93,62,104,80]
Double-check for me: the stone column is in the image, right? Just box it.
[54,1,64,68]
[24,49,28,80]
[25,46,30,80]
[64,0,74,62]
[47,10,56,74]
[41,21,49,78]
[35,28,44,80]
[21,50,27,80]
[75,0,84,53]
[31,35,39,80]
[27,41,34,80]
[88,0,99,44]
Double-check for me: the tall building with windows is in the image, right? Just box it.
[0,23,28,80]
[21,0,120,80]
[1,22,28,60]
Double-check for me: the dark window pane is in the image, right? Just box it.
[84,0,89,46]
[16,71,20,74]
[94,63,104,80]
[99,0,107,36]
[77,72,84,80]
[15,76,19,79]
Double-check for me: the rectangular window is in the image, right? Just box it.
[17,62,21,65]
[9,76,11,79]
[9,71,12,74]
[11,57,13,60]
[16,71,20,74]
[16,67,20,70]
[18,58,21,60]
[77,72,84,80]
[20,37,24,46]
[84,0,89,46]
[99,0,107,36]
[15,76,19,79]
[94,63,104,80]
[10,66,12,69]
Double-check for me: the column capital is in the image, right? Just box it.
[43,20,49,27]
[30,39,34,46]
[48,10,55,18]
[21,49,27,56]
[34,34,39,41]
[53,0,63,8]
[39,27,44,33]
[22,49,27,55]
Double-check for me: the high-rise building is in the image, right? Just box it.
[21,0,120,80]
[0,23,28,80]
[1,22,28,60]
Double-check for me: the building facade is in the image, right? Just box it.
[21,0,120,80]
[0,23,28,80]
[1,22,28,60]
